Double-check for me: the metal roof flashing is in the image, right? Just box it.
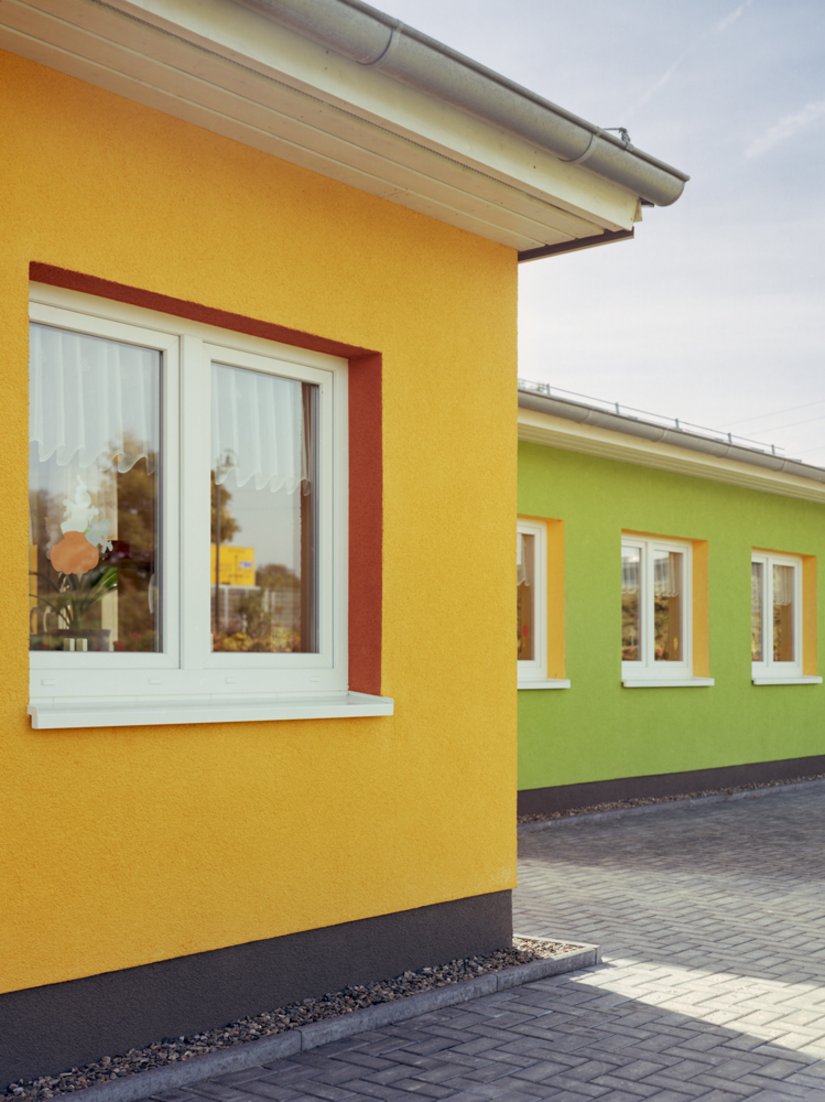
[518,385,825,502]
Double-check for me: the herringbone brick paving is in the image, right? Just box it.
[149,784,825,1100]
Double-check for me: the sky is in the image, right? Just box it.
[376,0,825,465]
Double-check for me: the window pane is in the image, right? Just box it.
[517,532,535,661]
[211,363,318,653]
[29,324,161,653]
[751,561,764,661]
[621,545,641,661]
[653,549,683,662]
[773,564,795,662]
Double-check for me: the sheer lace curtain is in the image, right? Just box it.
[751,562,763,614]
[517,532,530,587]
[654,551,682,600]
[773,564,795,608]
[29,323,159,474]
[211,362,308,494]
[29,326,308,495]
[621,549,640,593]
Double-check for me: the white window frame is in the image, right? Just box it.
[751,552,819,685]
[27,285,392,727]
[517,519,569,690]
[621,535,710,688]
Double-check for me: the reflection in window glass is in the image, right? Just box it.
[29,324,161,653]
[751,561,764,661]
[517,531,535,661]
[653,549,683,662]
[211,363,318,653]
[772,563,795,663]
[621,545,641,661]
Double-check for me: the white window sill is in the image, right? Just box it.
[28,692,394,730]
[622,678,715,689]
[751,676,822,686]
[518,679,571,691]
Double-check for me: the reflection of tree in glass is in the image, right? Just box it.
[29,485,117,649]
[209,478,304,653]
[109,452,159,651]
[256,563,300,591]
[215,563,302,653]
[621,592,640,660]
[29,488,60,550]
[30,449,164,652]
[211,473,240,543]
[517,585,530,659]
[211,472,241,640]
[654,595,681,660]
[30,531,117,645]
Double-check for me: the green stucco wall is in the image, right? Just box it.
[518,440,825,792]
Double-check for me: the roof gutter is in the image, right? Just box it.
[518,389,825,486]
[242,0,689,209]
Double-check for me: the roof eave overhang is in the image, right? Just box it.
[0,0,688,254]
[518,398,825,504]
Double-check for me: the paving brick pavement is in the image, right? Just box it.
[146,783,825,1100]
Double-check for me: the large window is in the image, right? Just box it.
[621,534,710,686]
[750,551,820,685]
[28,286,391,727]
[751,553,800,676]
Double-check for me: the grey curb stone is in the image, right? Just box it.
[495,946,600,989]
[43,939,598,1102]
[52,1032,302,1102]
[299,974,500,1051]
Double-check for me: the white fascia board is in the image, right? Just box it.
[518,408,825,504]
[110,0,641,226]
[5,12,584,249]
[0,0,638,248]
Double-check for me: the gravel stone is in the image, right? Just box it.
[517,771,825,823]
[3,938,574,1102]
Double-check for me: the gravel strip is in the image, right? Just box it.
[4,937,576,1102]
[517,771,825,824]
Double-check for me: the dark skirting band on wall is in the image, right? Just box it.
[0,890,512,1086]
[518,755,825,817]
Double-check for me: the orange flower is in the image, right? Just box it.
[49,531,100,575]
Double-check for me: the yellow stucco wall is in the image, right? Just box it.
[1,52,517,995]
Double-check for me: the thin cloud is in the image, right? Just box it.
[627,44,695,116]
[746,100,825,158]
[629,55,688,112]
[717,0,753,33]
[627,0,752,117]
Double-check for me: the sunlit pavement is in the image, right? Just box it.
[151,783,825,1100]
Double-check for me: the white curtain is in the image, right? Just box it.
[211,362,308,494]
[773,564,794,608]
[516,532,530,586]
[654,551,681,600]
[751,562,764,614]
[621,551,640,594]
[29,323,159,473]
